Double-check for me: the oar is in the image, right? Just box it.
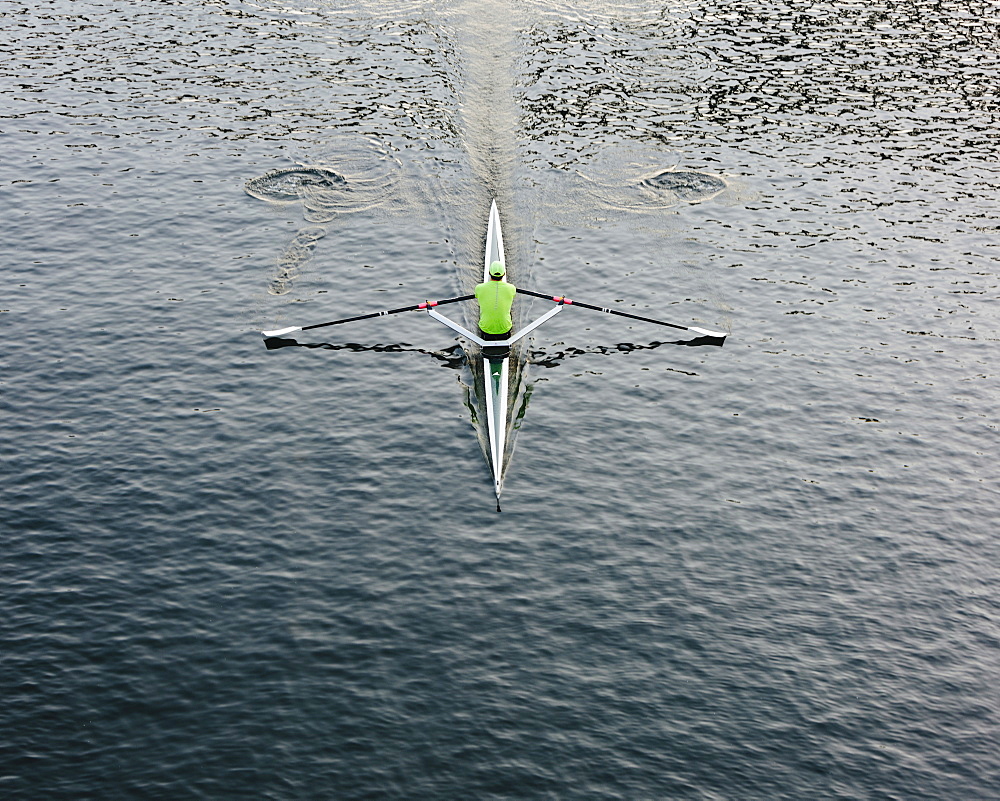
[515,288,727,339]
[261,294,476,338]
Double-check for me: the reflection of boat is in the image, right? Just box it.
[261,199,726,510]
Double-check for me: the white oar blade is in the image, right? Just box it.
[262,326,302,338]
[688,326,727,338]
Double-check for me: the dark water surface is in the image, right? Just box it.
[3,0,998,798]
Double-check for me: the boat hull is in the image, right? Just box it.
[483,200,508,499]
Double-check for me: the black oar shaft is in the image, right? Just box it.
[515,288,688,332]
[301,294,475,331]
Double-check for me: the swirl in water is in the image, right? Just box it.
[246,138,402,295]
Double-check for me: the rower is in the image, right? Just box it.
[475,260,516,343]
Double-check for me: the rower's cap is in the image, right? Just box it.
[489,261,505,278]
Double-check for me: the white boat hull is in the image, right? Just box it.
[423,198,563,504]
[483,199,509,499]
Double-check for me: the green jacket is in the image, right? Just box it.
[475,280,516,334]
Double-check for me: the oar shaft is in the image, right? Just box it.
[301,304,417,331]
[515,288,689,332]
[296,294,475,332]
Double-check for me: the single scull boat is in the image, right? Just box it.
[480,201,510,500]
[424,200,564,507]
[261,199,726,509]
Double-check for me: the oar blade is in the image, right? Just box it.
[262,325,302,338]
[688,326,727,339]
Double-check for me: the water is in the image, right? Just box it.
[2,0,998,798]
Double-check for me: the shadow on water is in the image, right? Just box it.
[263,333,723,369]
[263,338,468,369]
[528,335,724,368]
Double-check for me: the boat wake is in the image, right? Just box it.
[263,226,327,296]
